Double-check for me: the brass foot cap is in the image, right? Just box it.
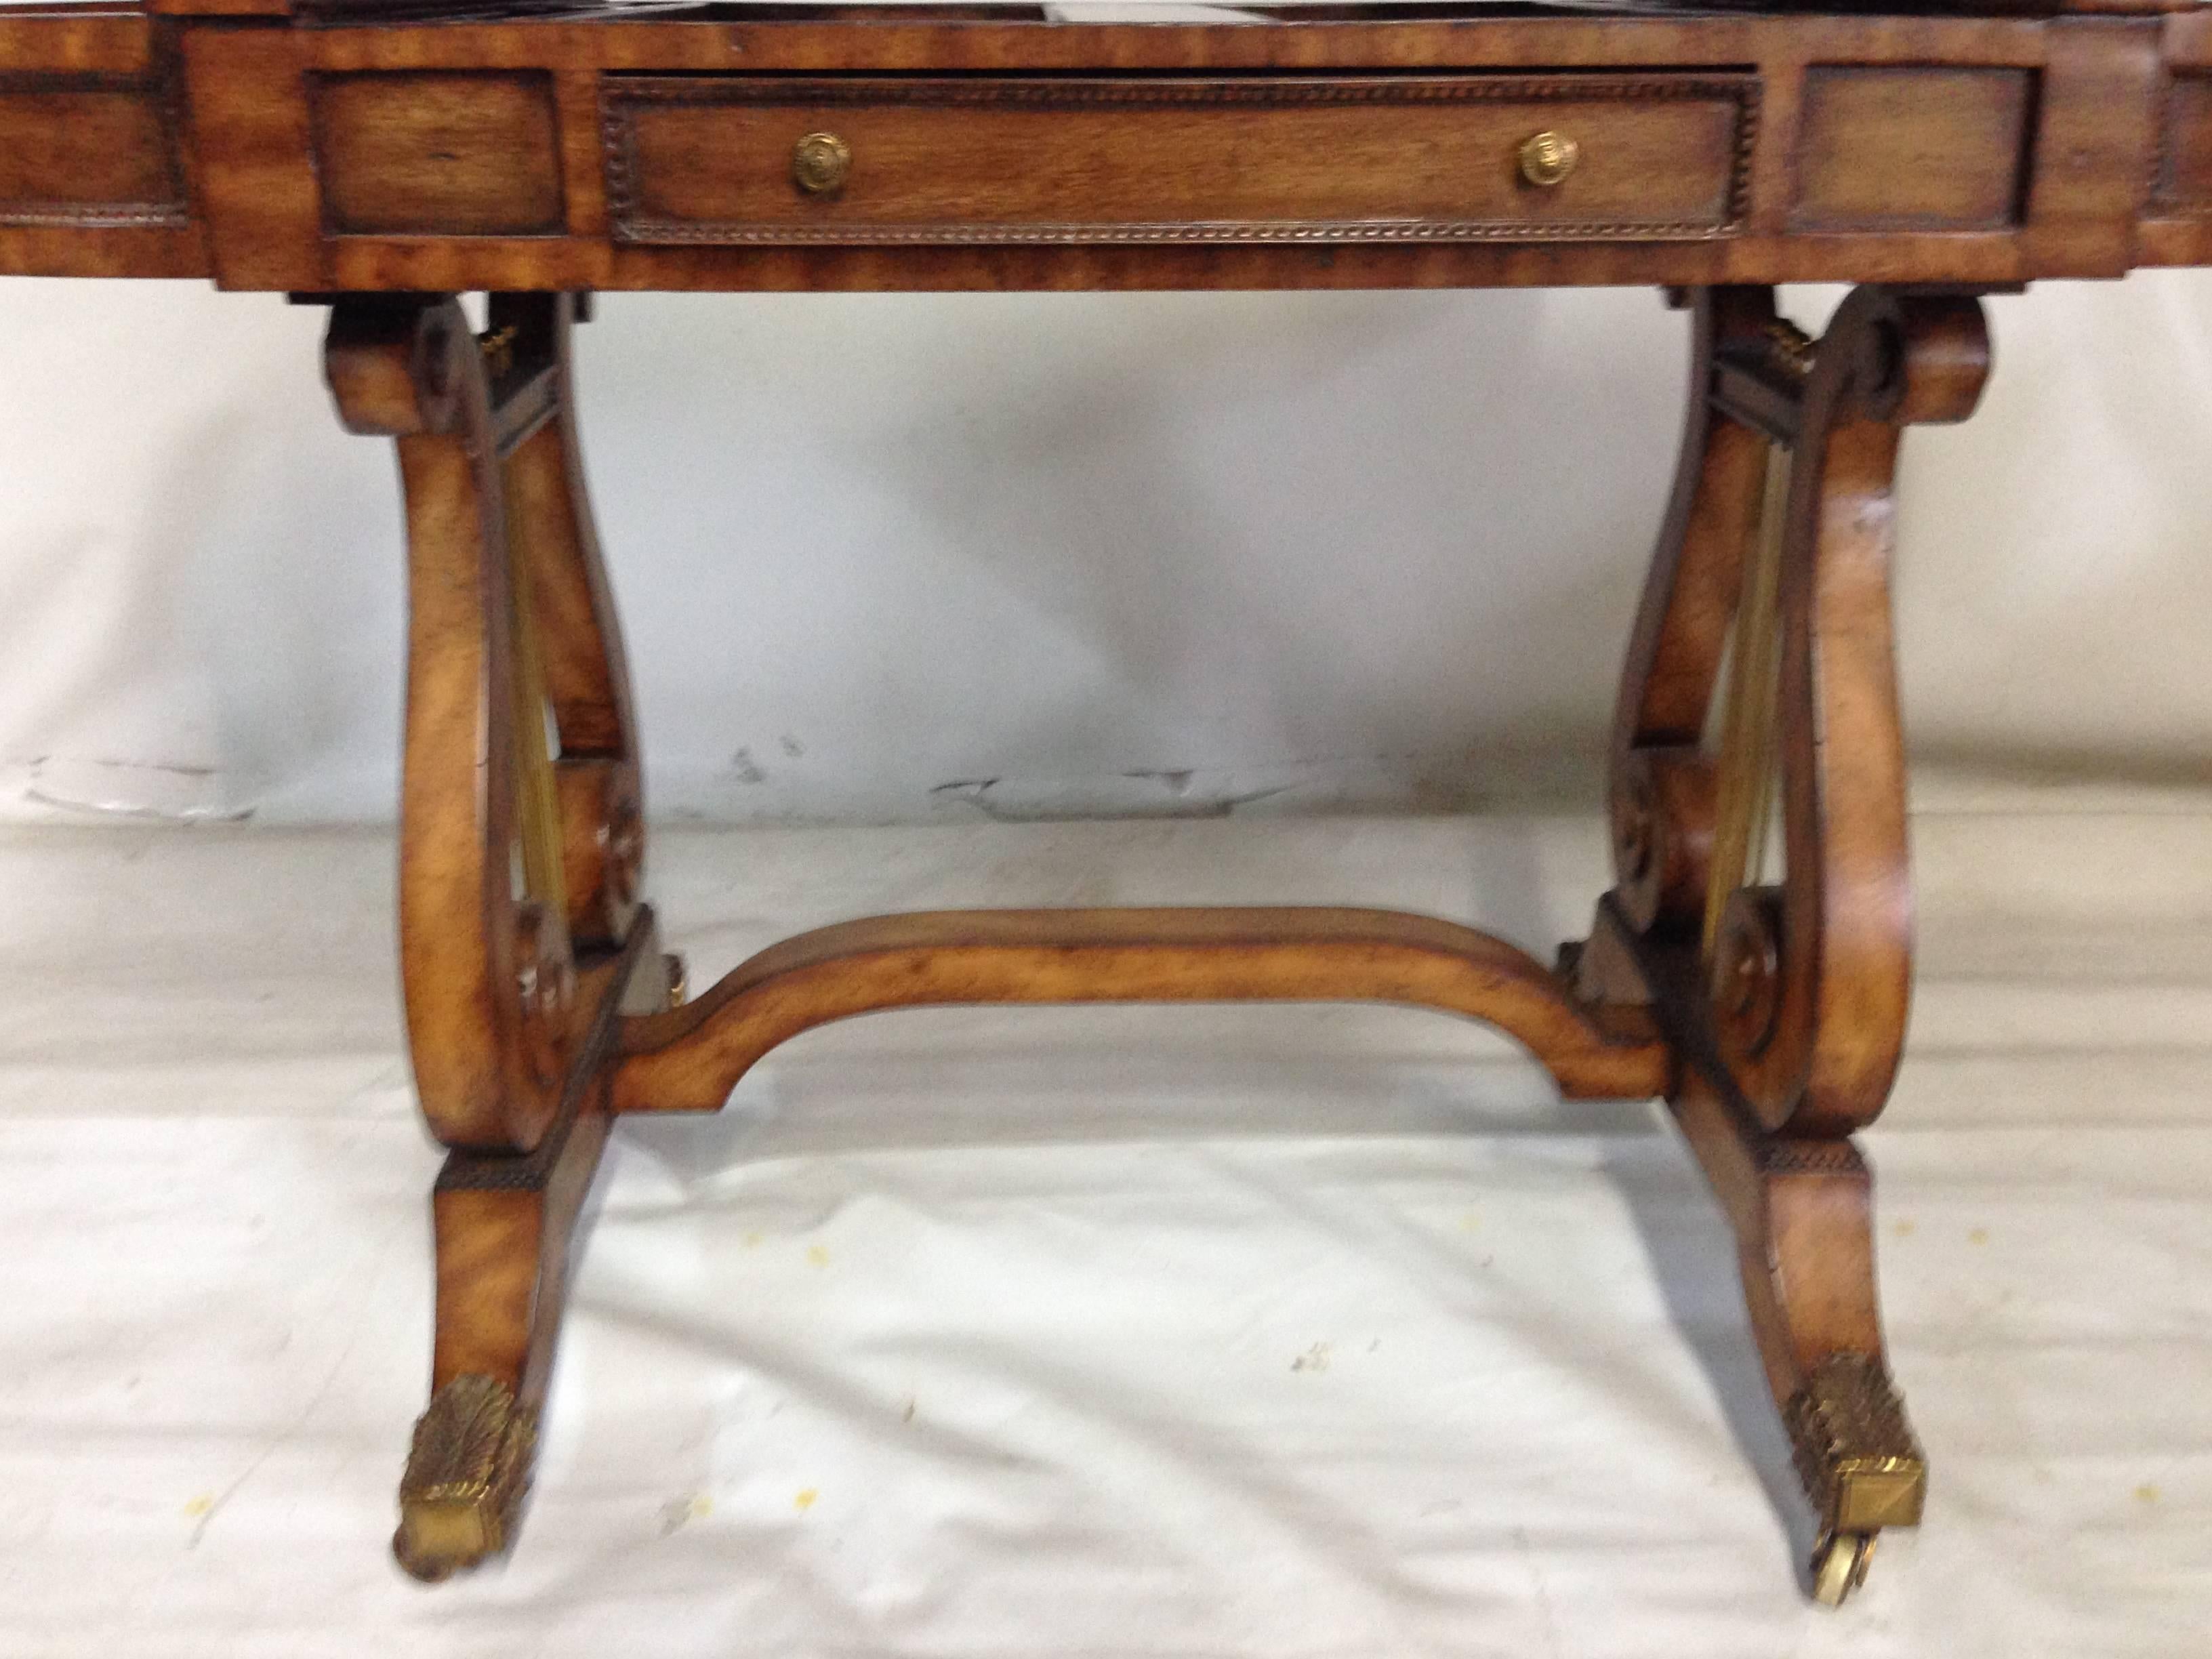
[394,1375,535,1585]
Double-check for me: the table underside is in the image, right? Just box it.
[5,1,2212,289]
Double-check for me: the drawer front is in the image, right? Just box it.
[602,75,1756,247]
[0,78,186,230]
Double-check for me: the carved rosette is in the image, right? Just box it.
[394,1374,537,1581]
[1784,1353,1926,1537]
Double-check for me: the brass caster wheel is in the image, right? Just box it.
[393,1484,506,1583]
[1786,1353,1924,1607]
[663,950,688,1010]
[1811,1530,1877,1607]
[392,1523,463,1584]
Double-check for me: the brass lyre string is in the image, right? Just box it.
[504,448,569,924]
[1704,432,1793,954]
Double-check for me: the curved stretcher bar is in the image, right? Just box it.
[613,906,1670,1115]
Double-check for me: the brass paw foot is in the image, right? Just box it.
[394,1375,537,1583]
[1786,1353,1925,1607]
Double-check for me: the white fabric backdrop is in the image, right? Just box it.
[1,807,2205,1656]
[1,275,2209,825]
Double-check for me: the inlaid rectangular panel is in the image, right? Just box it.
[310,70,564,237]
[1792,67,2032,232]
[602,75,1756,247]
[2156,73,2212,211]
[0,79,186,229]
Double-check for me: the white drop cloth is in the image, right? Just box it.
[0,808,2205,1656]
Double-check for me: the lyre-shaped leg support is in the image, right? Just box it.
[323,289,1675,1588]
[323,293,675,1580]
[1584,284,1992,1603]
[326,283,1982,1604]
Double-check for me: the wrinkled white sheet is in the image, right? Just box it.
[0,809,2206,1656]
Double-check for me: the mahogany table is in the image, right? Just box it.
[6,0,2196,1606]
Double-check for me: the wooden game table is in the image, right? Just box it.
[5,0,2197,1605]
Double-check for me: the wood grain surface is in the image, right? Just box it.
[615,906,1670,1116]
[604,73,1750,245]
[0,5,2180,289]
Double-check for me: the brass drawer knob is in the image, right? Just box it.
[1518,130,1580,188]
[792,131,853,197]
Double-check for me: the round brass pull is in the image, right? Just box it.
[1517,130,1580,188]
[792,131,852,197]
